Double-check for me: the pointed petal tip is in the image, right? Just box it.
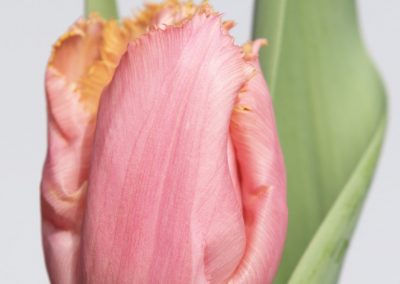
[243,39,268,61]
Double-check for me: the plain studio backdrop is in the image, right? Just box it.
[0,0,398,283]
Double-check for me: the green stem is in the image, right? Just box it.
[85,0,119,19]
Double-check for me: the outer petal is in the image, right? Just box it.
[41,17,104,284]
[41,67,95,284]
[228,40,288,284]
[41,14,139,283]
[79,14,251,284]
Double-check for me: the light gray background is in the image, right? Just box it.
[0,0,398,283]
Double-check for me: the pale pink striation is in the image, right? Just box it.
[41,67,94,284]
[80,14,249,283]
[229,40,287,283]
[41,6,287,284]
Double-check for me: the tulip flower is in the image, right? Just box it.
[41,1,287,283]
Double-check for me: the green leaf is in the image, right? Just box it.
[288,116,386,283]
[253,0,387,283]
[85,0,119,19]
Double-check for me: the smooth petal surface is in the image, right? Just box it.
[229,41,287,284]
[79,14,252,283]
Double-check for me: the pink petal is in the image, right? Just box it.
[41,67,95,284]
[79,14,251,283]
[41,15,129,283]
[229,40,288,283]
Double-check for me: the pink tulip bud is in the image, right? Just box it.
[41,2,287,284]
